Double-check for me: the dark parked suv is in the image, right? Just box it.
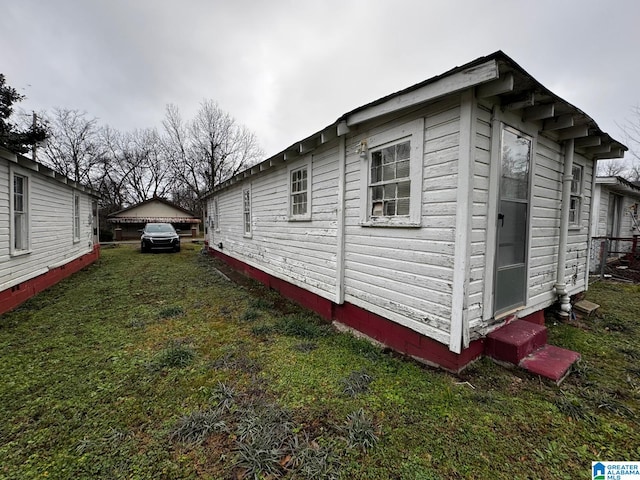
[140,223,181,253]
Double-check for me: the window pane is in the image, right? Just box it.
[371,151,382,168]
[14,176,23,194]
[396,141,410,160]
[381,146,395,164]
[396,160,410,179]
[571,165,582,194]
[384,200,396,216]
[397,198,410,215]
[371,186,383,201]
[383,184,396,200]
[501,129,530,200]
[382,164,395,181]
[397,181,410,198]
[497,200,527,267]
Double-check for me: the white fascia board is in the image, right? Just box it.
[346,59,499,127]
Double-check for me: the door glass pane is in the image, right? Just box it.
[497,200,527,267]
[495,265,527,313]
[501,129,531,200]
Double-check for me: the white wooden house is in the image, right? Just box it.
[590,176,640,272]
[0,147,101,314]
[204,51,626,374]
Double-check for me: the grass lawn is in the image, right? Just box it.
[1,244,638,479]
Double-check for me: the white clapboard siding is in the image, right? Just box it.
[209,146,340,299]
[342,99,460,343]
[466,103,492,332]
[0,159,96,292]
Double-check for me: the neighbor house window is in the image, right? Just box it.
[73,193,81,242]
[359,118,424,226]
[289,162,311,220]
[213,198,220,232]
[569,164,583,227]
[11,172,30,254]
[243,188,252,236]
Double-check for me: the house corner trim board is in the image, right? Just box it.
[450,89,476,353]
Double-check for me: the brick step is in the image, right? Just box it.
[485,319,547,364]
[519,345,581,384]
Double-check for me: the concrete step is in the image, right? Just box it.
[519,345,581,384]
[485,319,547,364]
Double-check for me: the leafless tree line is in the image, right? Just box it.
[597,105,640,181]
[37,100,263,218]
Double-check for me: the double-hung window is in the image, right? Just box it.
[243,188,252,237]
[569,164,583,227]
[370,141,411,217]
[289,161,311,221]
[73,193,81,242]
[360,118,424,226]
[213,198,220,232]
[11,172,30,254]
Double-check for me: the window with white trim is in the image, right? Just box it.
[11,172,30,253]
[370,141,411,217]
[213,198,220,232]
[289,162,311,220]
[360,118,424,226]
[73,193,81,242]
[243,188,252,237]
[569,163,583,227]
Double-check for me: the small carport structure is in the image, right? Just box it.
[107,197,201,240]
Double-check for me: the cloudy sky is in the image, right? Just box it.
[2,0,639,158]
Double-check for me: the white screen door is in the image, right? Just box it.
[495,127,531,314]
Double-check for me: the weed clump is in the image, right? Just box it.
[158,305,185,319]
[170,408,227,444]
[241,309,260,322]
[249,297,274,311]
[341,369,374,397]
[251,323,277,337]
[149,340,196,371]
[277,314,330,339]
[343,409,379,451]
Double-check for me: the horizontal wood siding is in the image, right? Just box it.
[343,99,460,345]
[0,159,97,292]
[526,139,593,313]
[467,104,492,333]
[209,146,339,299]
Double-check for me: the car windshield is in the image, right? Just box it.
[146,224,174,233]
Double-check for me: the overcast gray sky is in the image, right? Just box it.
[3,0,639,158]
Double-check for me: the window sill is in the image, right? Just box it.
[360,218,421,228]
[288,216,312,222]
[243,233,253,239]
[568,225,583,232]
[10,249,31,257]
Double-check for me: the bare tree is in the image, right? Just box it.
[614,105,640,182]
[42,108,103,187]
[162,100,263,215]
[597,158,627,177]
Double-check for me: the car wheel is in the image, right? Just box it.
[141,242,147,253]
[174,245,181,253]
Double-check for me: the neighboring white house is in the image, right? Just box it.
[204,51,626,371]
[0,147,100,315]
[590,176,640,272]
[107,197,201,240]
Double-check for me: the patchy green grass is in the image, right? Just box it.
[1,245,639,479]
